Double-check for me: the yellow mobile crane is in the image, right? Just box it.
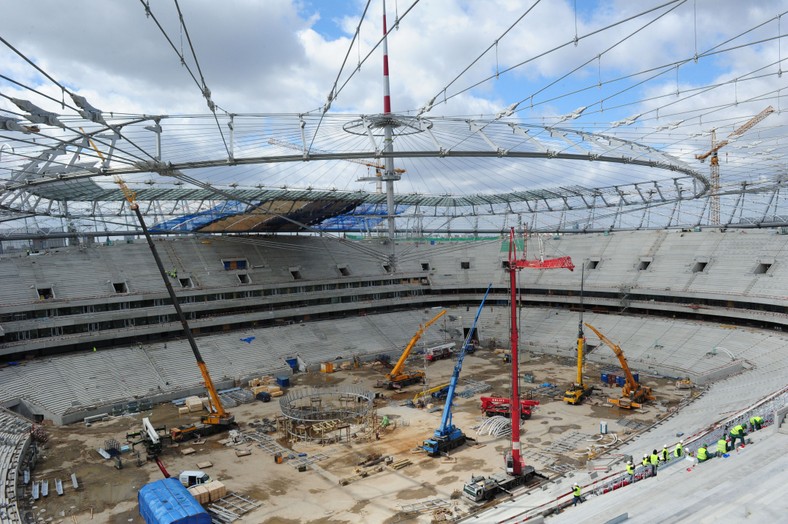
[564,266,593,404]
[379,309,446,389]
[584,322,655,409]
[115,178,234,441]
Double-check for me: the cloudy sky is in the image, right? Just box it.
[1,0,786,201]
[1,1,784,117]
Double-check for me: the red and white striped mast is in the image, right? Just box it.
[381,0,400,267]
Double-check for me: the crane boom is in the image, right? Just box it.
[694,106,775,225]
[115,178,232,429]
[387,309,446,380]
[422,284,492,456]
[584,322,654,407]
[695,106,775,161]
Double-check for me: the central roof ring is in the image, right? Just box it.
[343,114,430,136]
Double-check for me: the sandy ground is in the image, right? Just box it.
[23,349,690,524]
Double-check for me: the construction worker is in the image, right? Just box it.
[572,483,583,506]
[730,423,746,448]
[649,449,659,476]
[641,453,649,472]
[716,436,728,457]
[697,443,709,462]
[626,460,635,482]
[750,415,764,431]
[659,444,669,462]
[674,440,684,458]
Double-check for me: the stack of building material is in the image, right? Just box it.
[188,484,211,504]
[185,396,204,413]
[251,385,283,397]
[204,480,227,502]
[178,406,190,415]
[320,362,334,373]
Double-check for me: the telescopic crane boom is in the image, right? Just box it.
[380,309,446,389]
[422,285,491,456]
[564,264,593,404]
[115,178,234,438]
[584,322,655,409]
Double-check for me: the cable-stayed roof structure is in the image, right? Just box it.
[0,1,786,238]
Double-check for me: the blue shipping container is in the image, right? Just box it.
[138,478,210,524]
[632,373,639,383]
[276,375,290,388]
[616,376,626,387]
[600,373,609,383]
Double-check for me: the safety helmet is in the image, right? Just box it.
[679,440,683,444]
[663,444,668,448]
[574,482,579,486]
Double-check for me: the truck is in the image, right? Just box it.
[179,470,210,488]
[425,343,454,362]
[462,470,534,502]
[480,396,539,419]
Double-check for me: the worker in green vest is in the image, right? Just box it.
[750,415,764,431]
[641,454,649,472]
[572,483,583,506]
[649,449,659,476]
[716,437,728,457]
[626,460,635,482]
[659,444,670,462]
[697,443,709,462]
[674,440,684,458]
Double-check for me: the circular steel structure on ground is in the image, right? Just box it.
[278,385,375,423]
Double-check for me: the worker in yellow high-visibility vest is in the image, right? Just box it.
[674,440,684,458]
[626,461,635,482]
[572,483,583,506]
[697,443,709,462]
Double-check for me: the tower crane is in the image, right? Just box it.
[115,177,234,441]
[505,227,573,476]
[695,106,775,225]
[267,138,405,193]
[584,322,655,409]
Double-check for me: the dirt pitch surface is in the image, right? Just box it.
[25,349,692,523]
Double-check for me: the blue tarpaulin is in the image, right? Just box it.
[138,478,210,524]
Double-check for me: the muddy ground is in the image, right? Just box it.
[23,348,694,523]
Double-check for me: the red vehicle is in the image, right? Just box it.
[425,343,454,362]
[480,396,539,420]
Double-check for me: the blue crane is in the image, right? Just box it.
[422,284,492,456]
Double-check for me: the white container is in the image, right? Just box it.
[600,421,608,434]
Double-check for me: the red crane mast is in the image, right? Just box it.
[505,227,574,476]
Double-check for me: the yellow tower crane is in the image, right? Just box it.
[695,106,775,225]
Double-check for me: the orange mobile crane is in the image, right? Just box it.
[116,178,234,441]
[379,309,446,389]
[584,322,654,409]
